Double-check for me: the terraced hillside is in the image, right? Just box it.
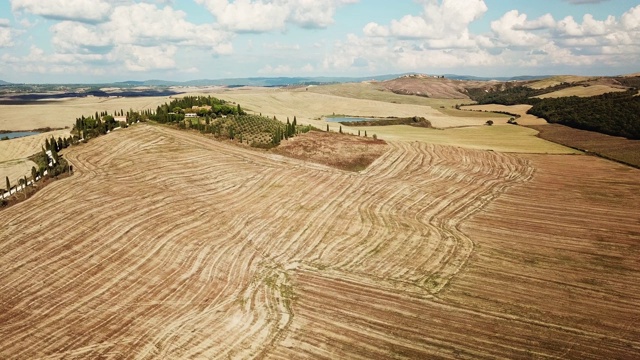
[0,125,638,359]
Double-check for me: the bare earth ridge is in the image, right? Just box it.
[0,124,639,359]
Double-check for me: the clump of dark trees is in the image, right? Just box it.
[151,96,314,147]
[468,79,640,140]
[339,116,432,128]
[2,134,74,201]
[74,109,145,140]
[150,96,242,123]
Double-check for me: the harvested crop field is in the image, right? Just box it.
[272,130,388,171]
[1,124,639,359]
[0,96,169,131]
[528,123,640,168]
[526,75,595,89]
[534,84,626,99]
[0,129,70,185]
[461,104,547,126]
[212,88,507,129]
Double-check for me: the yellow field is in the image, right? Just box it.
[306,82,507,119]
[343,124,578,154]
[207,87,575,153]
[0,96,170,131]
[1,125,638,358]
[527,75,595,89]
[461,104,548,126]
[0,129,70,186]
[534,85,626,98]
[0,86,576,186]
[212,88,495,129]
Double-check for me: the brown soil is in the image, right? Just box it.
[382,77,494,99]
[272,130,388,172]
[528,123,640,168]
[0,172,72,210]
[0,124,638,359]
[448,154,640,359]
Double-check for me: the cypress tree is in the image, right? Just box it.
[5,176,9,194]
[339,126,342,134]
[326,124,329,132]
[31,166,37,182]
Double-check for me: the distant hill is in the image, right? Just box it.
[0,80,11,85]
[121,74,546,87]
[116,74,410,88]
[443,74,549,82]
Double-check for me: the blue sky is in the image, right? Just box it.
[0,0,639,83]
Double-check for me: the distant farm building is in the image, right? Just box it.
[185,113,197,118]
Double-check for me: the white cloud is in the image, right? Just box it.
[556,14,614,37]
[0,19,16,47]
[373,0,487,40]
[195,0,357,32]
[264,42,301,51]
[621,5,640,30]
[325,2,640,76]
[48,3,234,69]
[513,13,556,31]
[363,22,389,37]
[258,62,316,74]
[5,2,236,77]
[11,0,112,23]
[364,0,488,52]
[110,44,177,72]
[490,10,549,47]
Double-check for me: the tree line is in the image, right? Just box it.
[150,96,243,124]
[468,81,640,140]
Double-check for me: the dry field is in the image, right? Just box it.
[1,124,638,358]
[534,84,627,99]
[0,96,170,131]
[461,104,548,126]
[272,130,388,172]
[341,124,578,154]
[526,75,595,89]
[212,88,575,153]
[528,123,640,168]
[0,129,70,186]
[306,82,505,119]
[212,87,509,129]
[380,76,490,99]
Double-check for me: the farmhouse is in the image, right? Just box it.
[185,113,197,118]
[114,116,126,122]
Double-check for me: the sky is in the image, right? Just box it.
[0,0,639,83]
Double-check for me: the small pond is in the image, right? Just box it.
[326,117,380,123]
[0,131,40,140]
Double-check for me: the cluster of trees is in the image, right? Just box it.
[178,111,312,148]
[467,82,574,105]
[2,134,74,199]
[73,109,147,140]
[40,135,72,177]
[528,90,640,139]
[468,81,640,140]
[150,96,242,124]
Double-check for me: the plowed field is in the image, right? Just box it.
[1,124,638,359]
[0,129,70,185]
